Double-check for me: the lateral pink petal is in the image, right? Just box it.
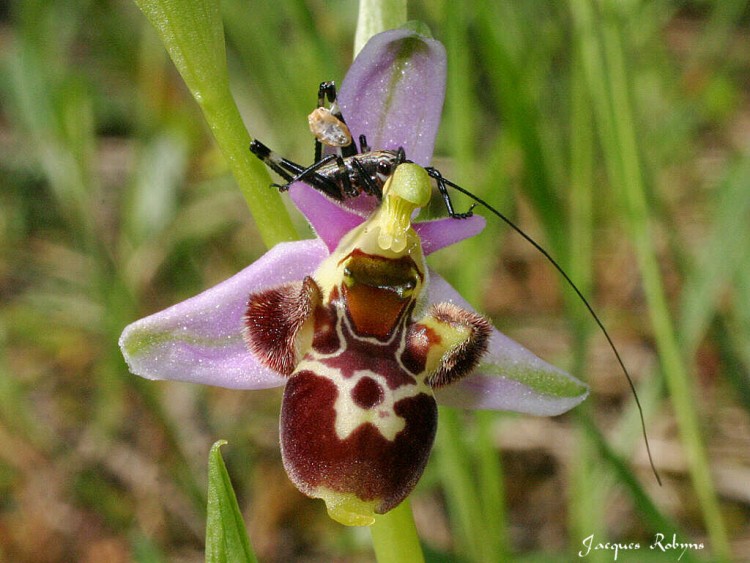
[415,215,486,255]
[288,183,366,251]
[119,239,329,389]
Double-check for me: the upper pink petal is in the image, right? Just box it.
[290,182,485,255]
[414,215,486,255]
[339,28,446,166]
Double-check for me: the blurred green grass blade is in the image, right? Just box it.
[0,316,47,446]
[687,0,750,69]
[431,5,508,558]
[577,415,699,563]
[222,0,316,128]
[434,409,486,563]
[475,411,506,560]
[442,1,492,300]
[132,533,167,563]
[720,232,750,410]
[473,1,567,261]
[679,154,750,353]
[567,52,602,555]
[206,440,257,563]
[435,409,508,563]
[716,319,750,412]
[568,1,730,558]
[126,129,190,243]
[6,40,93,230]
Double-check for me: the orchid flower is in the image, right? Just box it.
[119,29,588,527]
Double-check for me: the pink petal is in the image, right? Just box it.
[339,29,446,166]
[427,272,589,415]
[288,183,366,251]
[415,215,486,255]
[291,183,485,255]
[119,240,329,389]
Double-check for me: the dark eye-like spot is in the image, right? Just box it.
[351,376,384,409]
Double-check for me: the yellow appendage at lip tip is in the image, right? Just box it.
[376,163,432,253]
[315,488,379,526]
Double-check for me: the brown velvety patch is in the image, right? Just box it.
[244,277,321,375]
[426,303,492,388]
[351,376,384,409]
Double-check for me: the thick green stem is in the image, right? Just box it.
[355,0,407,55]
[200,89,298,247]
[370,501,424,563]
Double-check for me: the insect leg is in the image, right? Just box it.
[314,134,323,165]
[251,140,342,197]
[318,80,338,105]
[285,154,349,200]
[250,140,305,183]
[424,167,475,219]
[359,135,371,153]
[313,82,336,163]
[350,157,381,199]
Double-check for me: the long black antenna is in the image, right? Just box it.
[438,174,662,486]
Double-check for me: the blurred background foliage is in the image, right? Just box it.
[1,0,749,561]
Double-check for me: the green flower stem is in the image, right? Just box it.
[569,1,730,559]
[370,501,424,563]
[199,89,298,247]
[354,0,407,55]
[134,0,297,248]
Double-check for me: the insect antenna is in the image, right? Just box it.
[431,171,662,486]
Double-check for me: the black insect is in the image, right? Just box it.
[249,82,474,218]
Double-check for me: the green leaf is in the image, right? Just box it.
[206,440,257,563]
